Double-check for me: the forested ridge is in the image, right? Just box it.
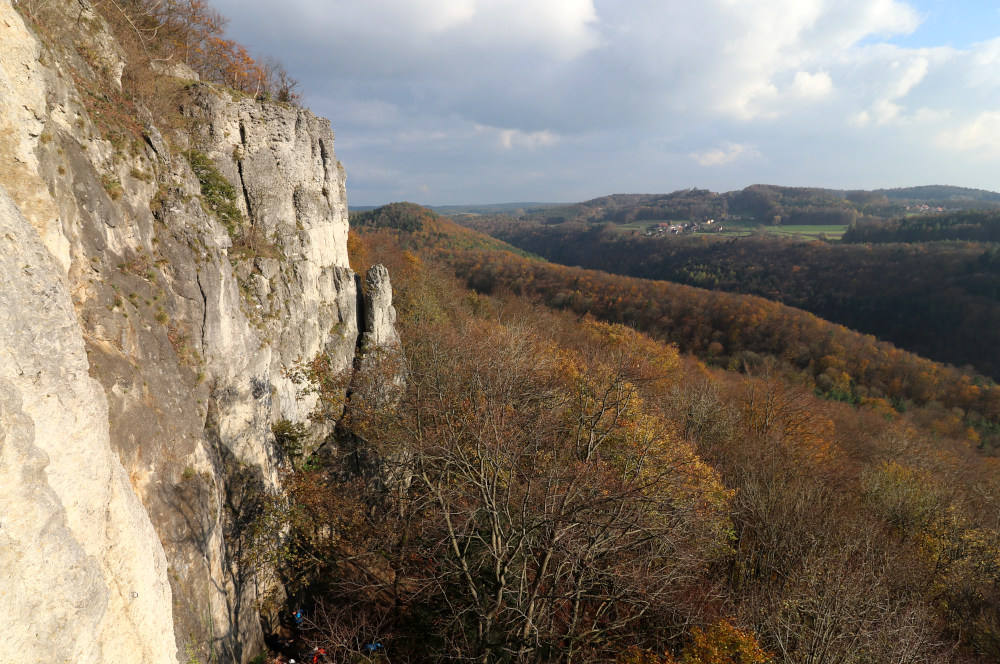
[247,202,1000,662]
[499,184,1000,227]
[348,204,1000,442]
[876,185,1000,208]
[844,209,1000,244]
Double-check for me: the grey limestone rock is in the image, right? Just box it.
[0,183,177,664]
[362,264,401,350]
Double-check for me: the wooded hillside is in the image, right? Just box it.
[272,202,1000,663]
[464,217,1000,384]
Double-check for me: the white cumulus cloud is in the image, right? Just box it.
[791,71,834,99]
[422,0,477,32]
[476,124,558,150]
[938,111,1000,156]
[691,143,760,167]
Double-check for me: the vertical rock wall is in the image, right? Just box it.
[0,183,177,663]
[0,2,389,662]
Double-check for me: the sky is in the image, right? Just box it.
[211,0,1000,206]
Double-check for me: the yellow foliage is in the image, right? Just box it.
[618,620,771,664]
[862,461,946,534]
[683,620,773,664]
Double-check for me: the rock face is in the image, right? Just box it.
[0,184,176,663]
[0,2,395,662]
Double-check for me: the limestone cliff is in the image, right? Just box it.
[0,2,393,662]
[0,183,176,664]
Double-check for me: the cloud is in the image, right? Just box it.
[688,0,920,119]
[844,47,954,127]
[420,0,476,32]
[964,37,1000,91]
[691,143,760,167]
[938,111,1000,156]
[887,55,930,98]
[476,124,558,150]
[791,71,833,99]
[221,0,600,68]
[211,0,1000,203]
[220,0,933,128]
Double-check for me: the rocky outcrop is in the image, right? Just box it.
[0,2,395,662]
[362,264,401,351]
[179,83,359,424]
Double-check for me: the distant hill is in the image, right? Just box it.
[348,202,542,258]
[874,185,1000,204]
[495,186,863,226]
[350,203,566,215]
[430,202,564,216]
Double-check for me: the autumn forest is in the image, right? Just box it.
[234,199,1000,663]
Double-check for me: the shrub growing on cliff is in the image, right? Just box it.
[101,174,124,200]
[272,419,307,463]
[185,149,242,236]
[23,0,301,100]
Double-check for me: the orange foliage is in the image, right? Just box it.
[202,36,266,95]
[85,0,295,101]
[346,205,1000,660]
[346,229,369,275]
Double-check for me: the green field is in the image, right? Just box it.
[750,224,848,239]
[616,220,848,240]
[615,220,685,232]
